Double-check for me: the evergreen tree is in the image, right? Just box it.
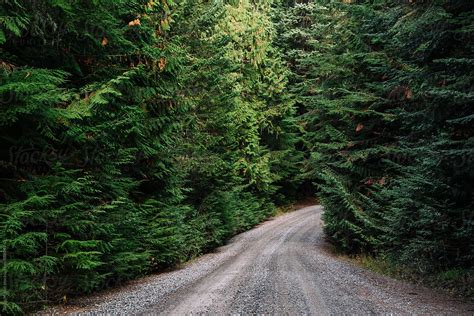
[0,0,301,313]
[278,0,473,285]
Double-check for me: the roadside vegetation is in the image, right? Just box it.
[277,0,473,299]
[277,0,473,300]
[1,0,472,313]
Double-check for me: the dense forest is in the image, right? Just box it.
[0,0,472,313]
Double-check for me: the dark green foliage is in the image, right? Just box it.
[277,0,394,253]
[375,0,474,273]
[2,0,472,312]
[278,0,473,283]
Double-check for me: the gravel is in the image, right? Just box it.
[39,205,474,315]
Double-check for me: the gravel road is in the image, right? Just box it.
[43,205,474,315]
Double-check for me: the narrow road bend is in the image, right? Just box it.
[43,205,474,315]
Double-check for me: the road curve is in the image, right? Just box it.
[45,205,473,315]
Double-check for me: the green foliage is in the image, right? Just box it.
[0,0,300,313]
[3,0,471,312]
[278,0,473,285]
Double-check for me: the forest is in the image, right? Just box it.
[0,0,472,314]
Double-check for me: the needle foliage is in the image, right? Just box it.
[0,0,300,313]
[277,0,473,292]
[1,0,473,313]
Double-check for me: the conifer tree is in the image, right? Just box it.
[278,0,473,285]
[0,0,301,313]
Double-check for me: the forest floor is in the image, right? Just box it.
[38,205,474,315]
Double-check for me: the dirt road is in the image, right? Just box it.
[46,205,473,315]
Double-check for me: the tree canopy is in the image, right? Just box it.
[1,0,472,313]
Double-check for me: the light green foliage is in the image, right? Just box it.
[0,0,300,313]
